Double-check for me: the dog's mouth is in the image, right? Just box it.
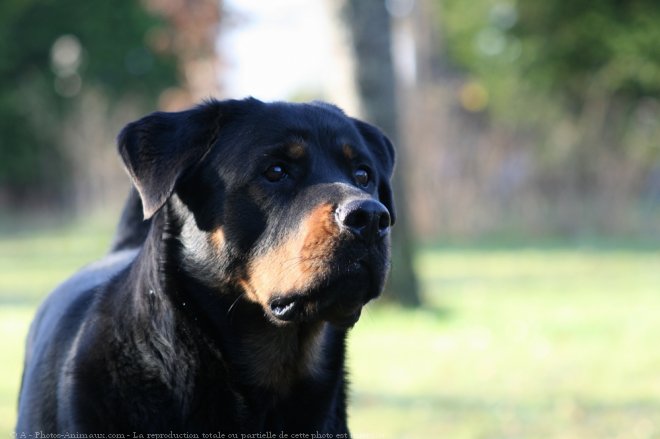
[268,295,364,328]
[266,260,381,328]
[269,295,300,320]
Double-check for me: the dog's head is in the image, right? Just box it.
[118,98,395,327]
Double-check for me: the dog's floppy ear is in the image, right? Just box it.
[352,119,397,225]
[118,100,225,219]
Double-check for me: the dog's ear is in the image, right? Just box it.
[118,100,226,219]
[352,119,397,225]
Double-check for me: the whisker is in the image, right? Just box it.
[226,294,243,319]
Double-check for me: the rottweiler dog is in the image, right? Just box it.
[16,98,395,434]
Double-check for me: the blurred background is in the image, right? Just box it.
[1,0,659,437]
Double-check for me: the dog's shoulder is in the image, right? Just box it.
[17,249,138,431]
[27,249,138,352]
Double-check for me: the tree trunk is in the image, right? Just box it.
[342,0,421,307]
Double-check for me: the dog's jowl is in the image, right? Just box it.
[16,98,395,434]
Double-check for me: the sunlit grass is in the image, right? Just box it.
[0,216,115,433]
[348,247,660,438]
[0,215,114,302]
[1,218,659,438]
[0,307,32,435]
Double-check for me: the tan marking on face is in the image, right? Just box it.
[237,278,259,303]
[287,143,306,159]
[342,144,356,160]
[242,203,340,305]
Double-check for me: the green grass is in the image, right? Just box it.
[348,247,660,438]
[2,219,660,438]
[0,215,116,433]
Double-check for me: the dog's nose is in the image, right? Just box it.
[336,199,391,242]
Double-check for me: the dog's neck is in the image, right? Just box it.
[173,273,338,394]
[127,206,344,397]
[223,305,333,393]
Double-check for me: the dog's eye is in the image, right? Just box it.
[264,164,288,182]
[354,167,370,187]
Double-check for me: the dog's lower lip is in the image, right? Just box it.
[329,308,362,328]
[270,297,298,320]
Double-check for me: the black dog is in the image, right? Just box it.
[16,98,395,434]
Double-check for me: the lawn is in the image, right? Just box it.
[1,218,659,438]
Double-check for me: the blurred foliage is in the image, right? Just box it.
[429,0,660,222]
[0,0,177,205]
[436,0,660,110]
[514,1,660,103]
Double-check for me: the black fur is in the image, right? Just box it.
[16,98,395,434]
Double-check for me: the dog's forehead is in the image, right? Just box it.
[211,101,371,173]
[261,102,360,144]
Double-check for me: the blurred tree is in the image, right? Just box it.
[514,0,660,103]
[434,0,660,142]
[0,0,178,207]
[428,0,660,226]
[435,0,660,109]
[142,0,222,109]
[343,0,422,307]
[510,0,660,189]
